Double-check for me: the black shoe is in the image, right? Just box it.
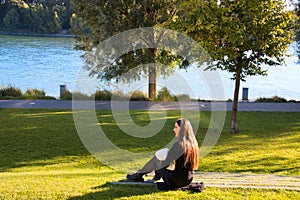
[126,173,144,182]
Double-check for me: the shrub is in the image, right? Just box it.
[94,90,112,100]
[60,90,73,100]
[255,96,287,103]
[0,85,22,97]
[197,99,211,102]
[25,88,46,96]
[272,96,287,102]
[288,99,297,103]
[129,90,149,101]
[111,91,129,100]
[0,96,15,100]
[174,94,190,101]
[156,86,175,102]
[72,92,91,100]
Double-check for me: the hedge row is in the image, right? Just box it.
[0,86,56,100]
[1,85,298,102]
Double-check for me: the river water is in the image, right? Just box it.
[0,35,300,100]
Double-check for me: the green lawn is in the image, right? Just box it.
[0,108,299,199]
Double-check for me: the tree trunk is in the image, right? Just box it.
[231,61,242,134]
[148,48,157,100]
[148,65,156,100]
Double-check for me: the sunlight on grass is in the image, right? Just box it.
[15,111,74,117]
[0,167,120,200]
[0,109,299,199]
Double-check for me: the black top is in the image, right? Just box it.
[160,141,194,188]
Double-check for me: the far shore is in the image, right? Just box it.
[0,31,75,38]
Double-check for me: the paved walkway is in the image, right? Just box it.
[193,172,300,190]
[114,172,300,190]
[1,100,300,111]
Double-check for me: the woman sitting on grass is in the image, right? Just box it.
[126,118,199,190]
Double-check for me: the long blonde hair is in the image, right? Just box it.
[176,118,199,170]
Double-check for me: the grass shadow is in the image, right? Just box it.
[68,182,158,200]
[0,109,91,172]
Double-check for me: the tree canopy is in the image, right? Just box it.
[172,0,297,133]
[72,0,189,99]
[295,0,300,58]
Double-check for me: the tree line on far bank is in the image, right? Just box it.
[0,0,76,34]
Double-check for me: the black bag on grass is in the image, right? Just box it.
[156,182,204,192]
